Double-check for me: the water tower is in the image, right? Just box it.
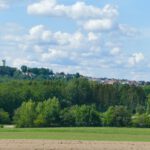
[2,60,6,67]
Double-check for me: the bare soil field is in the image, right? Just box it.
[0,140,150,150]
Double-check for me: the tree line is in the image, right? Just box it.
[0,65,80,80]
[0,77,149,127]
[13,97,150,128]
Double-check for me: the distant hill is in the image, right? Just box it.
[0,65,149,86]
[0,65,81,80]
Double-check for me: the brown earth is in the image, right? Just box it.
[0,140,150,150]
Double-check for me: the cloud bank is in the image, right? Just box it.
[0,0,146,80]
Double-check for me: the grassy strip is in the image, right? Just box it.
[0,127,150,142]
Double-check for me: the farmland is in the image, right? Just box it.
[0,127,150,142]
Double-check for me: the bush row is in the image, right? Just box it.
[10,97,150,128]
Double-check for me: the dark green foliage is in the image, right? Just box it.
[136,104,145,114]
[146,95,150,114]
[103,106,131,127]
[0,66,17,77]
[119,85,146,113]
[0,78,146,123]
[65,78,92,105]
[70,105,101,126]
[131,113,150,128]
[0,108,10,124]
[60,108,76,126]
[60,105,101,127]
[0,65,81,80]
[21,65,28,73]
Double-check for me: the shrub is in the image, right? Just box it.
[0,108,10,124]
[103,106,131,127]
[131,113,150,128]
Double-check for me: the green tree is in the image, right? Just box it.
[131,113,150,128]
[65,78,92,105]
[60,108,76,126]
[21,65,28,73]
[70,105,101,126]
[0,108,10,124]
[146,95,150,114]
[120,85,146,113]
[34,97,61,127]
[136,104,145,114]
[13,100,36,127]
[103,106,131,127]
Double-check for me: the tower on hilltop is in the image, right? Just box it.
[2,60,6,67]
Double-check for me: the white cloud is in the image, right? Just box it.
[102,4,118,18]
[33,45,44,53]
[88,32,99,41]
[1,24,145,75]
[53,31,71,45]
[73,32,84,42]
[27,1,119,33]
[13,58,40,67]
[0,24,102,67]
[27,1,118,20]
[27,0,64,17]
[41,48,69,61]
[28,25,46,40]
[0,0,9,10]
[0,0,147,80]
[83,19,115,32]
[110,47,121,55]
[66,2,101,20]
[128,52,144,66]
[0,20,145,80]
[119,24,139,37]
[2,35,21,42]
[25,25,85,47]
[0,0,26,10]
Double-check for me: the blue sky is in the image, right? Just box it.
[0,0,150,80]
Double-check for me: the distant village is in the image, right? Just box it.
[87,77,150,86]
[0,59,149,86]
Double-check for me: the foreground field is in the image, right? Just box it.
[0,127,150,142]
[1,140,150,150]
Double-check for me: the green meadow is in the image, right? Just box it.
[0,127,150,142]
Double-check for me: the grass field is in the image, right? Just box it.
[0,127,150,142]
